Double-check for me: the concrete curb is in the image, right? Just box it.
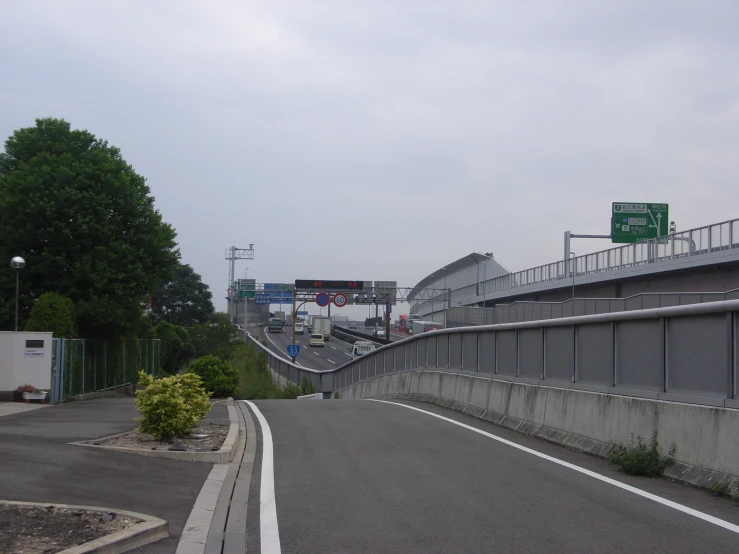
[1,500,168,554]
[70,399,240,463]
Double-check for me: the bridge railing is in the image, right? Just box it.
[412,218,739,315]
[333,300,739,409]
[237,327,334,394]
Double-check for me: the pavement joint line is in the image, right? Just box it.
[327,359,336,364]
[369,399,739,537]
[1,500,168,554]
[175,399,243,554]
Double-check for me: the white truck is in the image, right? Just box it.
[412,320,442,335]
[312,316,332,340]
[274,311,286,326]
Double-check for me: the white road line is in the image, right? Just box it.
[327,359,336,364]
[344,353,352,357]
[313,351,320,356]
[243,401,282,554]
[330,346,336,350]
[369,400,739,536]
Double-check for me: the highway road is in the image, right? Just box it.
[242,399,739,554]
[260,326,354,371]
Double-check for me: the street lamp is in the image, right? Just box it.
[11,256,26,332]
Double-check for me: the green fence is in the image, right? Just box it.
[57,338,161,400]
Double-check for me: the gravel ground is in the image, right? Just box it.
[0,504,140,554]
[86,422,230,452]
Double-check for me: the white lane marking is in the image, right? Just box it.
[331,346,336,350]
[369,400,739,536]
[263,329,286,356]
[244,401,282,554]
[313,351,320,356]
[327,359,336,364]
[344,353,352,357]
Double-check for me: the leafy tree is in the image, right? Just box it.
[0,118,179,336]
[24,292,77,337]
[189,312,240,360]
[155,321,184,374]
[187,355,239,397]
[151,263,214,326]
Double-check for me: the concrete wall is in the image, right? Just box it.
[0,332,53,392]
[339,370,739,488]
[508,264,739,304]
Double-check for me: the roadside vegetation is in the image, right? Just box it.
[230,342,316,400]
[708,481,739,501]
[609,431,676,477]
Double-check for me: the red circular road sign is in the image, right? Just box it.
[315,292,330,307]
[333,293,348,308]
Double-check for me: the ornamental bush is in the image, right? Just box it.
[135,371,211,440]
[187,355,239,397]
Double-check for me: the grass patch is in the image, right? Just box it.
[333,391,340,399]
[708,481,738,500]
[230,342,302,400]
[609,431,676,477]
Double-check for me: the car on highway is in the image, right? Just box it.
[295,322,304,335]
[350,341,376,359]
[308,333,325,347]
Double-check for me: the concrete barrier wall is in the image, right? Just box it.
[339,370,739,487]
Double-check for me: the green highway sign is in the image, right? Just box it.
[236,278,256,299]
[611,202,669,244]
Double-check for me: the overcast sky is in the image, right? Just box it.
[2,1,738,317]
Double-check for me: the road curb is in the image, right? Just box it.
[70,400,240,463]
[1,500,168,554]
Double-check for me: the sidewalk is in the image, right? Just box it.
[0,397,227,553]
[0,401,48,418]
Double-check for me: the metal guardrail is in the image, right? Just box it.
[245,301,739,409]
[413,218,739,316]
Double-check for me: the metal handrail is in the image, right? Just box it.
[413,218,739,315]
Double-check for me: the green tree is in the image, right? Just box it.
[189,312,240,360]
[187,355,239,397]
[24,292,77,337]
[151,263,214,326]
[155,321,184,374]
[0,118,179,336]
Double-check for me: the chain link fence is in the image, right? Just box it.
[52,338,161,401]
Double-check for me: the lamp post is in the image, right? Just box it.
[11,256,26,331]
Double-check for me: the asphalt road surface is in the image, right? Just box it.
[261,326,354,371]
[243,399,739,554]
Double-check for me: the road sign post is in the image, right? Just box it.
[611,203,669,243]
[286,343,300,361]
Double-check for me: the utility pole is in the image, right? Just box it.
[291,289,297,362]
[225,245,254,324]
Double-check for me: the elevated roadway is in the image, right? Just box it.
[241,399,739,553]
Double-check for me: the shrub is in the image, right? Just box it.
[135,371,211,439]
[609,431,676,477]
[333,391,340,399]
[187,355,239,397]
[300,376,316,396]
[24,292,77,337]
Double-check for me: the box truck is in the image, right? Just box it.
[312,316,331,340]
[412,320,442,335]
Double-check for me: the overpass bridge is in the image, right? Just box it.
[409,217,739,322]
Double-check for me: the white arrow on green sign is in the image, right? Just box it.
[611,202,669,244]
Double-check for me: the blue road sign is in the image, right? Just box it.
[316,292,330,307]
[255,292,293,305]
[286,344,301,359]
[297,311,308,315]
